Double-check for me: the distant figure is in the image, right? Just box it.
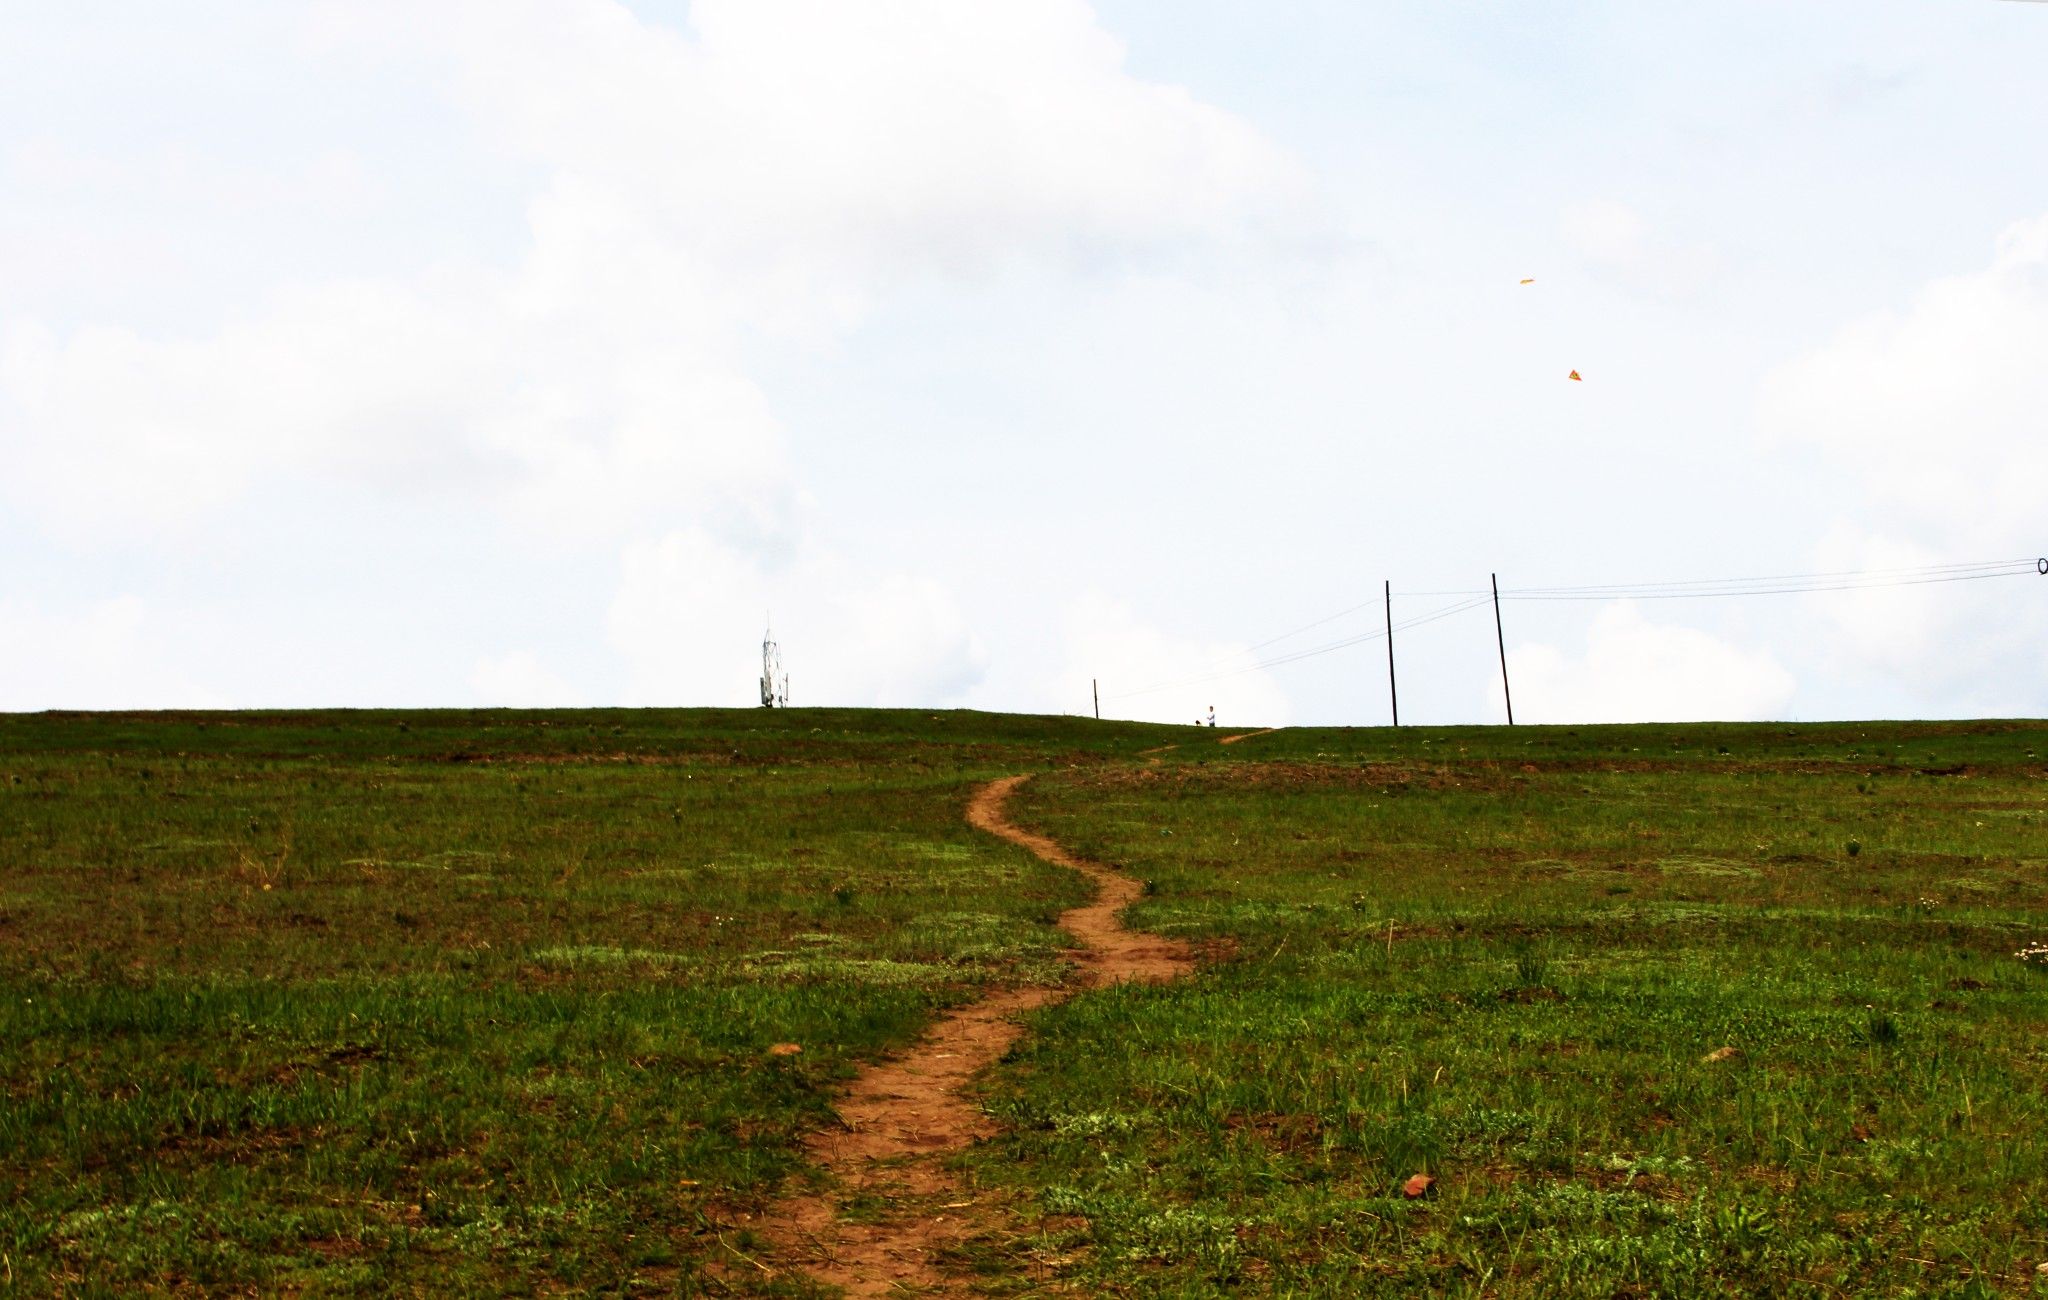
[1207,705,1217,728]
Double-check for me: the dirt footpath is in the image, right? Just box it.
[753,774,1193,1296]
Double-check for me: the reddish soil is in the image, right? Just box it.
[966,776,1191,986]
[753,774,1193,1296]
[1217,728,1280,746]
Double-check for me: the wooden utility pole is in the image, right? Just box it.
[1384,579,1399,727]
[1092,678,1100,720]
[1491,573,1515,726]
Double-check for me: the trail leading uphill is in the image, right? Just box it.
[753,774,1193,1296]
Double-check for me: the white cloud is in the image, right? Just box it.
[316,0,1303,298]
[1780,522,2045,718]
[0,597,224,711]
[605,528,988,708]
[1562,199,1650,267]
[1,0,1305,707]
[1760,214,2048,714]
[6,137,383,217]
[1561,198,1722,299]
[1762,212,2048,545]
[0,203,795,546]
[471,650,588,707]
[1,274,510,537]
[1504,603,1795,724]
[1060,593,1290,726]
[1804,526,1952,678]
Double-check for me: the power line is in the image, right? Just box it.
[1517,556,2029,591]
[1143,593,1389,686]
[1099,555,2043,703]
[1503,559,2038,602]
[1403,557,2038,600]
[1106,596,1489,700]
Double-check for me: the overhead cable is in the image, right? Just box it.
[1101,555,2042,702]
[1106,596,1489,701]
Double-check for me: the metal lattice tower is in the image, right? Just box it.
[759,623,789,708]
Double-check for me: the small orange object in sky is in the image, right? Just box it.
[1568,370,1582,381]
[1519,278,1535,284]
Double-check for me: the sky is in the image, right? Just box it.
[3,0,2045,725]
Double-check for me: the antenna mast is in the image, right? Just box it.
[760,621,789,708]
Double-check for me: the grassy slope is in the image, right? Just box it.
[982,721,2048,1297]
[4,712,2046,1296]
[0,708,1177,1294]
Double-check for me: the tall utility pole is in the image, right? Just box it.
[1491,574,1514,726]
[1092,679,1100,720]
[1384,579,1399,727]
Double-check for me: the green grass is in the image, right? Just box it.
[978,721,2048,1296]
[3,711,2046,1295]
[0,708,1175,1294]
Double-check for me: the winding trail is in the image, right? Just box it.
[755,775,1193,1296]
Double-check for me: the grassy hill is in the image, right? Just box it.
[3,710,2045,1295]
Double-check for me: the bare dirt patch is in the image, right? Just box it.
[754,775,1193,1296]
[1217,728,1280,746]
[1082,760,1456,794]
